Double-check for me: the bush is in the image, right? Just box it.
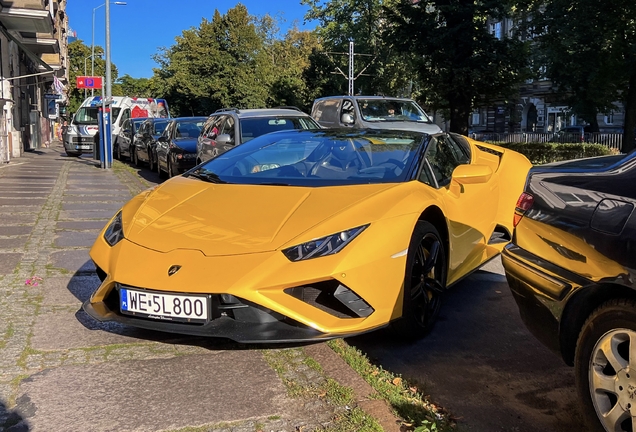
[493,142,615,165]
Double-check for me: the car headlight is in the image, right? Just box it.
[282,224,369,262]
[104,211,124,246]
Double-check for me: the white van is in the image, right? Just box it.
[64,96,169,157]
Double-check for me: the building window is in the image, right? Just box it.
[490,22,502,40]
[471,112,480,126]
[604,113,614,125]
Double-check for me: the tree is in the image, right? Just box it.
[385,0,529,134]
[267,27,322,111]
[153,4,275,116]
[519,0,636,151]
[66,40,119,113]
[302,0,415,97]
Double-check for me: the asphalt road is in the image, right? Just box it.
[347,258,589,432]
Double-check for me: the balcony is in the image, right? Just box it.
[0,1,54,35]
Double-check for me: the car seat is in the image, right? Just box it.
[310,140,361,178]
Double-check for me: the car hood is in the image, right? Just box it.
[125,177,399,256]
[363,121,442,134]
[172,138,198,153]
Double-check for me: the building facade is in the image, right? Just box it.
[470,18,625,135]
[0,0,68,162]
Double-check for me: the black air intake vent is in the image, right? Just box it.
[285,280,374,319]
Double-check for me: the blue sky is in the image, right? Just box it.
[67,0,317,79]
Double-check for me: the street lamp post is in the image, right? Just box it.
[83,54,102,99]
[91,1,126,96]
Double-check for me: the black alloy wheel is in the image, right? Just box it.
[133,147,141,167]
[391,220,446,340]
[116,143,122,161]
[575,298,636,432]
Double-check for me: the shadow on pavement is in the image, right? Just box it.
[67,260,319,352]
[0,397,28,431]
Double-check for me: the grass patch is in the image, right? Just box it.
[263,348,385,431]
[328,339,453,432]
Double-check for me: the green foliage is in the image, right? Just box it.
[153,5,298,116]
[327,339,453,431]
[516,0,636,150]
[495,142,615,164]
[66,40,119,115]
[384,0,530,134]
[301,0,417,98]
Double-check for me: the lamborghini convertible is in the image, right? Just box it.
[84,129,531,343]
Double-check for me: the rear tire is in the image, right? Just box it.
[148,150,155,172]
[167,156,175,178]
[391,221,446,340]
[133,147,141,167]
[157,154,167,179]
[65,151,81,157]
[575,299,636,432]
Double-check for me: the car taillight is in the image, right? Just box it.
[513,192,534,227]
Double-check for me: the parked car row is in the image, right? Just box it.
[114,108,320,178]
[103,96,635,432]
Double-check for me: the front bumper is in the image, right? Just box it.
[173,153,197,173]
[501,244,590,356]
[85,225,406,342]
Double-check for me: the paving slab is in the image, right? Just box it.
[41,275,101,306]
[14,353,294,432]
[0,226,33,236]
[61,202,123,211]
[49,250,94,273]
[0,253,22,274]
[0,237,28,249]
[0,214,37,224]
[56,221,107,231]
[0,198,46,206]
[31,310,159,350]
[53,231,99,248]
[61,196,130,203]
[58,210,116,220]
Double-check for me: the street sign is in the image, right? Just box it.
[76,76,103,89]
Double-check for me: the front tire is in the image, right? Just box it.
[167,156,175,178]
[391,221,446,340]
[148,150,155,172]
[575,299,636,432]
[132,147,141,167]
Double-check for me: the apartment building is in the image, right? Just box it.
[0,0,68,162]
[470,18,624,135]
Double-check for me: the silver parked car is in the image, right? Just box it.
[196,107,320,164]
[311,96,442,135]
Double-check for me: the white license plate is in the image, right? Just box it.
[76,145,92,150]
[120,287,208,323]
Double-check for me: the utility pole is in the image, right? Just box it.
[325,40,374,96]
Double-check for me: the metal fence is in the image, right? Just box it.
[470,132,624,152]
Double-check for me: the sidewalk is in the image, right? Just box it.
[0,142,400,432]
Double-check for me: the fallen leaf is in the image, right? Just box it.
[392,377,402,386]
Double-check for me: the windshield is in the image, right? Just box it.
[356,99,432,123]
[175,119,206,139]
[188,129,426,187]
[240,116,319,143]
[153,120,169,135]
[73,107,122,125]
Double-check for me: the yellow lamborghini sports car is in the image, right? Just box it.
[85,129,531,342]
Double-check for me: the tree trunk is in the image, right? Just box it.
[448,96,471,135]
[623,69,636,153]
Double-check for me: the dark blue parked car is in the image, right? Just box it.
[155,117,207,178]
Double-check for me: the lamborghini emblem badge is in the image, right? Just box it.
[168,265,181,276]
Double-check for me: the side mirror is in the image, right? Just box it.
[216,134,233,145]
[451,164,493,185]
[341,113,355,125]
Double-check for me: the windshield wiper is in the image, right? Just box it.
[186,170,228,184]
